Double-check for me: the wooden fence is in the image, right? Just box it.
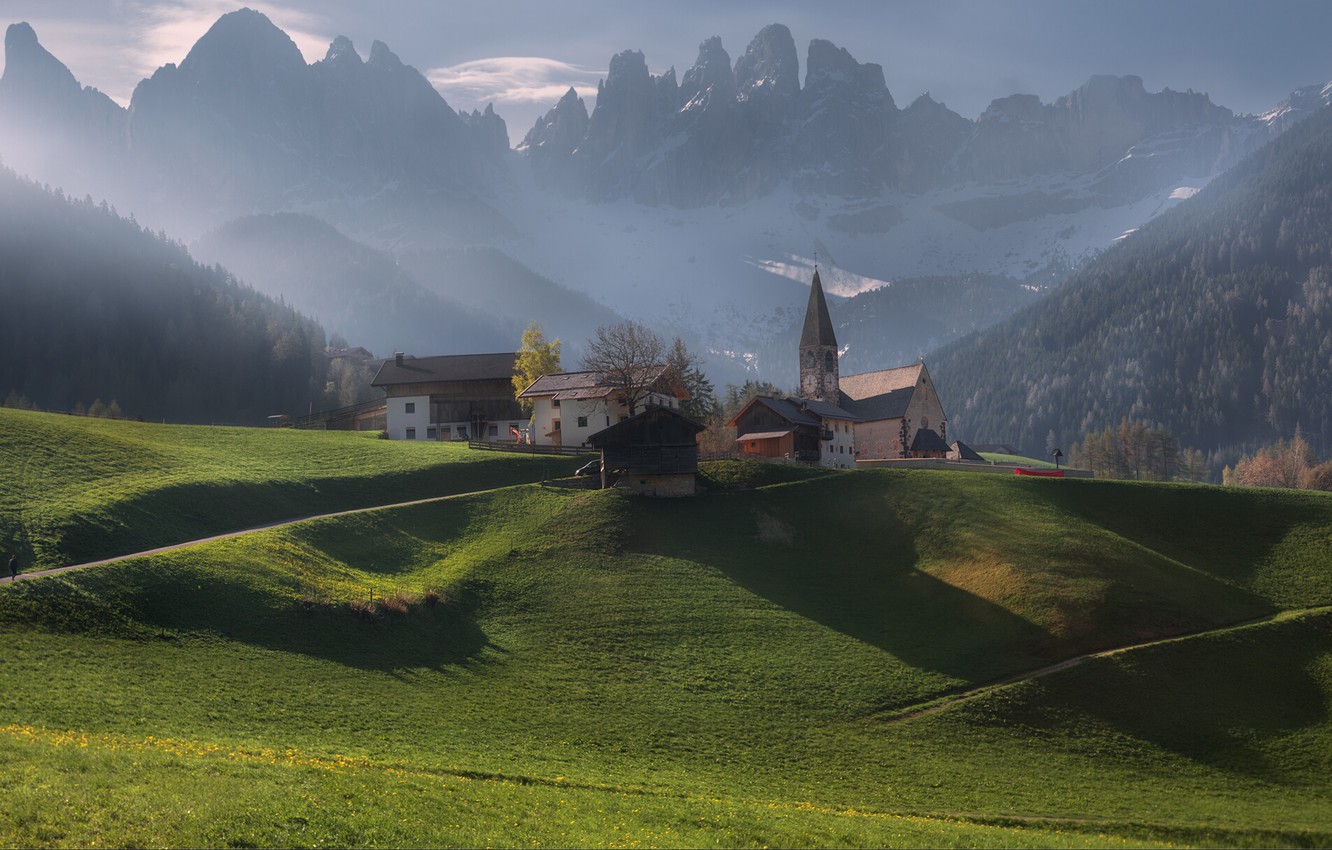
[466,441,593,457]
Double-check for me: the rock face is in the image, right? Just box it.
[0,11,507,237]
[953,75,1235,182]
[524,25,1298,208]
[0,22,126,196]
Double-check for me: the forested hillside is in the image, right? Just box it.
[0,166,332,424]
[193,214,512,358]
[934,103,1332,463]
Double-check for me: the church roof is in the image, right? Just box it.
[839,387,914,421]
[799,269,838,349]
[911,428,951,453]
[950,440,986,462]
[839,363,923,400]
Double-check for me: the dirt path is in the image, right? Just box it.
[882,605,1332,724]
[0,486,513,584]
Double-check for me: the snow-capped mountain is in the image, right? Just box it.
[1,11,1328,384]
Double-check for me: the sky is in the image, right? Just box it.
[4,0,1332,147]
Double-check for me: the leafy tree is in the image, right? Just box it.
[581,321,664,417]
[1224,432,1322,490]
[512,321,561,413]
[1070,419,1200,481]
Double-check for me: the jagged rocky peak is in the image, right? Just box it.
[1054,74,1232,125]
[1262,80,1332,135]
[655,66,679,116]
[2,22,81,96]
[177,7,306,80]
[463,102,509,154]
[603,49,651,92]
[978,92,1045,123]
[520,87,589,154]
[734,23,800,100]
[804,38,889,96]
[323,35,362,66]
[901,91,969,135]
[368,40,405,68]
[679,36,736,108]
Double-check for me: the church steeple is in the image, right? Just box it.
[799,268,840,403]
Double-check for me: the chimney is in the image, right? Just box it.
[395,352,404,366]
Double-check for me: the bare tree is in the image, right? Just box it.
[581,321,666,416]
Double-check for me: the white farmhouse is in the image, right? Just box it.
[517,368,687,448]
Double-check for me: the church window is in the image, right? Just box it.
[824,351,835,371]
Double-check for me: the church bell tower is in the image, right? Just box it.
[799,268,840,404]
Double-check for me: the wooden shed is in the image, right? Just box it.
[586,406,705,497]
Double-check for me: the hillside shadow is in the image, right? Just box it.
[1028,613,1332,780]
[631,486,1057,686]
[1048,480,1331,591]
[125,570,495,673]
[47,455,580,568]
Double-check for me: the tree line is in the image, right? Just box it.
[1222,430,1332,491]
[0,165,361,424]
[932,104,1332,467]
[1069,419,1209,482]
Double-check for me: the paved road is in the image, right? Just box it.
[1,486,512,584]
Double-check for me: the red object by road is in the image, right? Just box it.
[1013,468,1065,477]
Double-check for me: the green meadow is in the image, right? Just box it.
[0,408,584,569]
[1,410,1330,847]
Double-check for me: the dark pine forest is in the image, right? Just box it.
[934,104,1332,465]
[0,164,331,424]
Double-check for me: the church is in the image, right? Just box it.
[729,269,950,466]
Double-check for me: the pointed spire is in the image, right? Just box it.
[800,268,837,349]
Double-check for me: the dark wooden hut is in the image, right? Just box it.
[586,406,705,497]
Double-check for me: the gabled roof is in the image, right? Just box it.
[799,269,838,349]
[727,395,860,428]
[586,405,705,447]
[839,387,914,421]
[727,395,818,428]
[372,352,517,387]
[950,440,985,462]
[911,428,951,453]
[517,365,676,401]
[796,397,863,422]
[839,363,923,401]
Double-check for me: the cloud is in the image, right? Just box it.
[427,56,601,109]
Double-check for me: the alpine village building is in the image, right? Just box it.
[372,352,527,441]
[729,269,950,466]
[517,367,688,447]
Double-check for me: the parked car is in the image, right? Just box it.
[574,459,602,477]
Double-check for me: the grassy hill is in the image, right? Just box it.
[0,408,585,570]
[0,421,1330,846]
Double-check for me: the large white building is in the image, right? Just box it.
[371,352,526,441]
